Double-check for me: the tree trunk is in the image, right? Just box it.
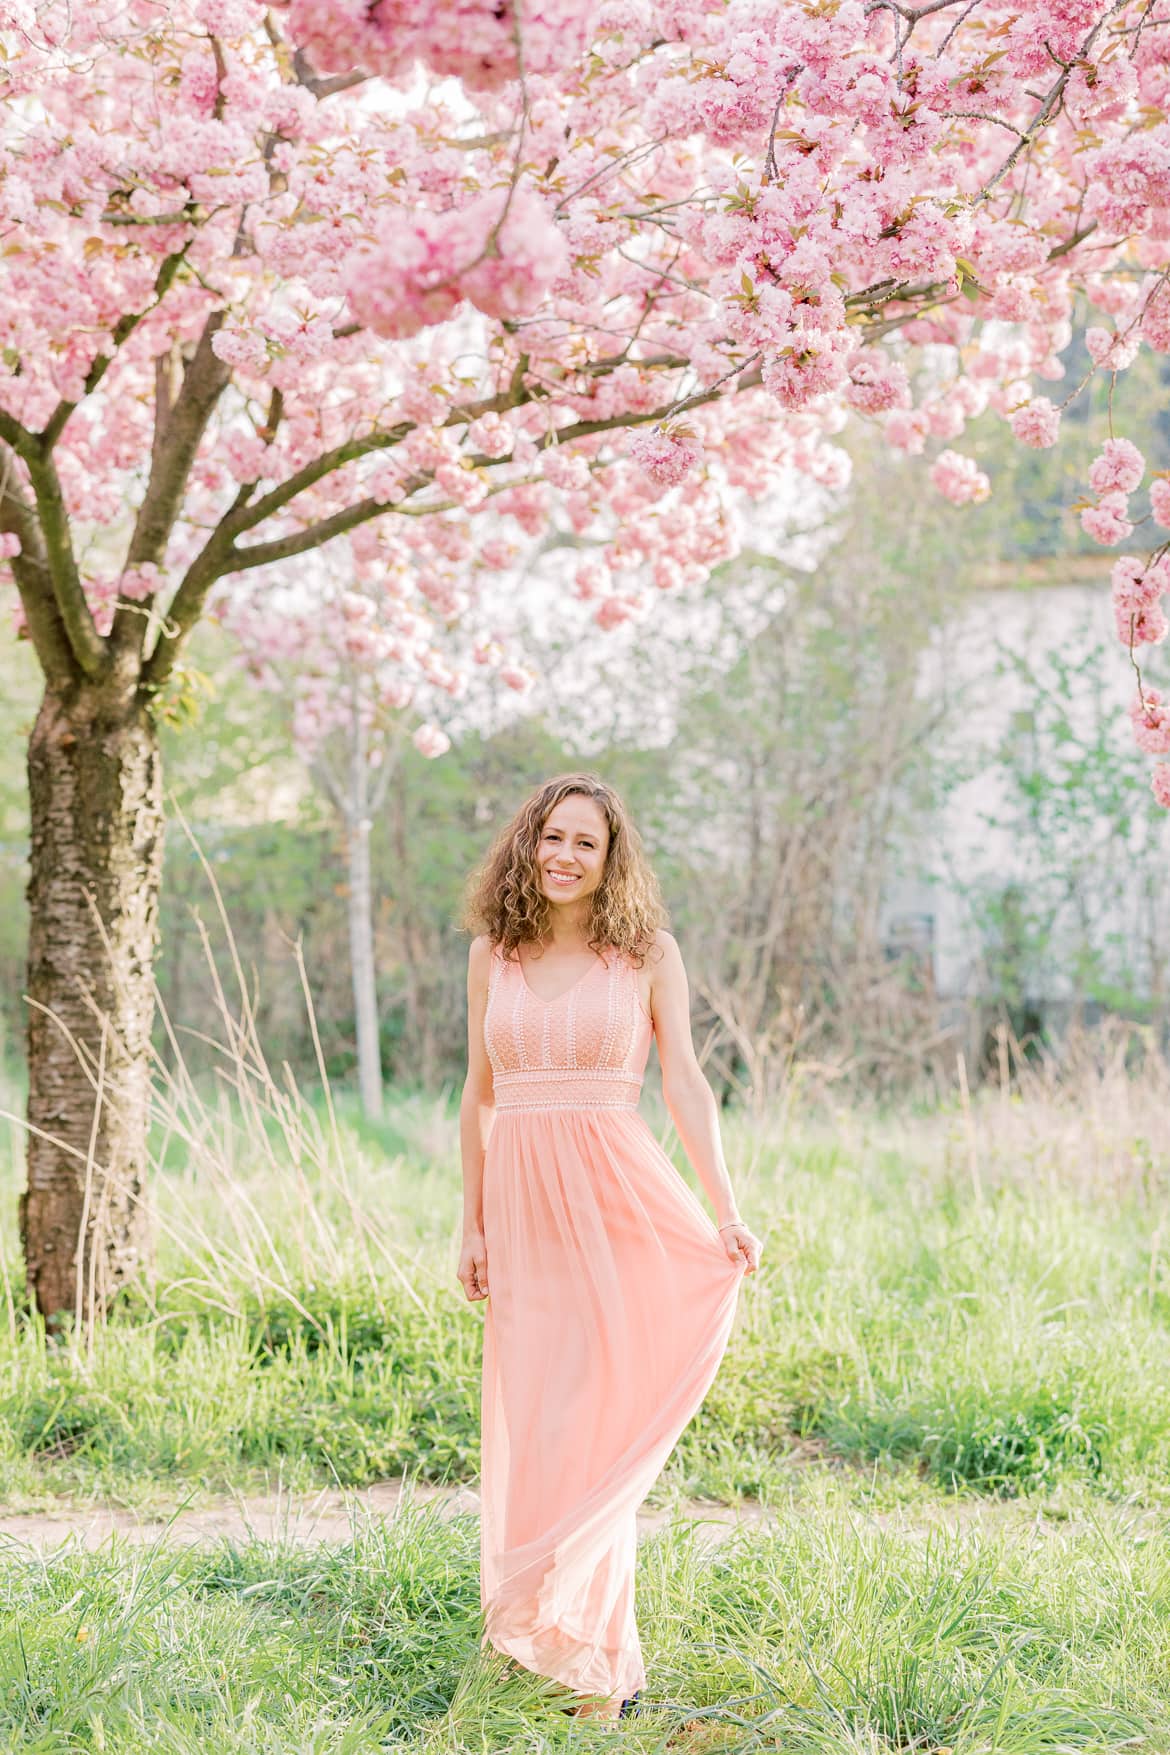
[19,683,163,1326]
[347,815,384,1122]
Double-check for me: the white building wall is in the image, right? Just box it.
[881,580,1170,1004]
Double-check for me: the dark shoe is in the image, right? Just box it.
[618,1690,642,1719]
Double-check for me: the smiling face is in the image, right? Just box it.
[536,794,611,914]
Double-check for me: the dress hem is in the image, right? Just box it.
[483,1623,646,1709]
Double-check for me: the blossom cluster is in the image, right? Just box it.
[219,580,473,763]
[627,425,705,490]
[345,188,570,338]
[2,0,1170,803]
[279,0,594,91]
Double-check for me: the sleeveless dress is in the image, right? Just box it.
[478,941,746,1711]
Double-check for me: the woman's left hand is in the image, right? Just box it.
[718,1220,762,1275]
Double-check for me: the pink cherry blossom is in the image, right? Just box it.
[381,678,415,710]
[1133,603,1169,646]
[540,449,593,492]
[1152,764,1170,809]
[1112,554,1166,611]
[211,329,270,373]
[1009,399,1061,449]
[845,355,911,415]
[434,461,489,509]
[117,564,163,602]
[885,411,929,455]
[413,722,452,758]
[1088,438,1145,496]
[345,187,568,340]
[468,413,515,459]
[1082,494,1133,546]
[280,0,596,90]
[628,424,704,488]
[929,451,991,506]
[572,562,609,602]
[1128,688,1170,756]
[1112,556,1170,646]
[1141,283,1170,353]
[478,538,516,570]
[594,595,640,631]
[3,0,1170,816]
[1085,326,1140,371]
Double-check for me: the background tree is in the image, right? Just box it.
[224,576,468,1121]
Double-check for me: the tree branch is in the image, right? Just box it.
[213,421,414,542]
[140,546,229,694]
[0,443,78,687]
[144,350,776,694]
[111,310,233,662]
[0,408,107,678]
[263,11,370,98]
[195,348,694,562]
[228,364,763,569]
[0,407,38,465]
[146,356,777,698]
[292,48,368,98]
[1046,219,1097,262]
[974,0,1128,206]
[20,444,109,679]
[201,494,399,577]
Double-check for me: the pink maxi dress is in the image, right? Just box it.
[478,941,746,1710]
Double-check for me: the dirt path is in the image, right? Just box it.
[0,1478,781,1556]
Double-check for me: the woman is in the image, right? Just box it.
[457,773,763,1721]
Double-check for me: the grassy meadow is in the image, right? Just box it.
[3,1006,1170,1750]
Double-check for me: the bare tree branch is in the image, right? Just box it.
[0,408,108,678]
[111,311,233,661]
[0,442,78,687]
[21,444,110,680]
[263,11,369,98]
[292,48,368,98]
[212,421,414,542]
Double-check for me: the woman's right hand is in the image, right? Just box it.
[458,1229,490,1302]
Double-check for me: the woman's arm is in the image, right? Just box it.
[457,934,495,1302]
[648,929,742,1230]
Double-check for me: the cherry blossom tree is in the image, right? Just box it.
[3,0,1169,1318]
[223,571,532,1119]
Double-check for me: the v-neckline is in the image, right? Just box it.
[515,947,608,1006]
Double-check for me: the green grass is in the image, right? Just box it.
[3,1071,1170,1511]
[1,1485,1167,1752]
[4,1030,1170,1747]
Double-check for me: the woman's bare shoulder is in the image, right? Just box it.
[647,928,681,967]
[468,934,497,975]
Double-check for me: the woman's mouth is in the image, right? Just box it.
[546,870,580,888]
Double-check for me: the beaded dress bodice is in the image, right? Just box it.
[484,944,653,1113]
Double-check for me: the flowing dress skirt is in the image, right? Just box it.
[479,1101,745,1707]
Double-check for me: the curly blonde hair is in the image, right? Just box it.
[462,773,669,966]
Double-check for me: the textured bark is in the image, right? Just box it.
[19,683,162,1324]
